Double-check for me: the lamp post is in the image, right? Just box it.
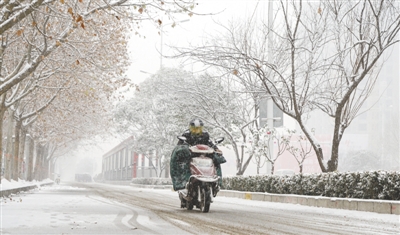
[159,19,190,69]
[266,1,274,175]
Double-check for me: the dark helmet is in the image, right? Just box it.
[189,119,204,127]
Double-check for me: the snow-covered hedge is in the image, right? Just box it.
[221,171,400,200]
[131,177,172,185]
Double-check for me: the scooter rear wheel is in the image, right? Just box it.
[198,186,211,213]
[186,200,193,210]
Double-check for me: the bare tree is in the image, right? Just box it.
[287,131,314,173]
[251,127,292,175]
[174,0,400,172]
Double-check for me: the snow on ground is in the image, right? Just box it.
[0,178,53,191]
[0,181,190,234]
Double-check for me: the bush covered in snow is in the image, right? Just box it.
[221,171,400,200]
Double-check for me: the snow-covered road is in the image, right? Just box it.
[1,182,399,234]
[1,183,188,234]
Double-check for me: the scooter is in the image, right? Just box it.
[177,136,224,213]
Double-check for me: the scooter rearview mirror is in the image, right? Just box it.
[215,137,224,144]
[177,136,187,141]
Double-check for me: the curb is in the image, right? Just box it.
[218,190,400,215]
[0,182,54,197]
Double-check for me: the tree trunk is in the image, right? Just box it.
[12,120,22,181]
[328,107,345,172]
[236,134,255,175]
[41,154,47,181]
[231,141,242,175]
[271,162,275,175]
[5,112,14,180]
[328,143,339,172]
[49,158,54,180]
[0,94,5,184]
[34,144,43,180]
[27,136,34,181]
[164,156,169,178]
[18,128,27,179]
[43,157,48,181]
[42,144,50,180]
[296,117,327,172]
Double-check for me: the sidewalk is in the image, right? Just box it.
[0,178,54,197]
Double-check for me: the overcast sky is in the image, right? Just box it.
[127,0,270,84]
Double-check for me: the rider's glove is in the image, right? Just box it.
[215,149,223,156]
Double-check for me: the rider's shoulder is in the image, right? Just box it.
[202,131,210,137]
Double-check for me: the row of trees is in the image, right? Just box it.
[0,0,198,183]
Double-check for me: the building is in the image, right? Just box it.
[101,136,162,181]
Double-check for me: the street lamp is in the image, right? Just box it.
[266,1,274,175]
[159,19,190,69]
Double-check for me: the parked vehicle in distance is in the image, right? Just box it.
[75,173,92,182]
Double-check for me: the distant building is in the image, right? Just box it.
[101,136,163,181]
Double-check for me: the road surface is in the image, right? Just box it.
[1,182,399,234]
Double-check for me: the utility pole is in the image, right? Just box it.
[266,1,274,175]
[159,19,190,69]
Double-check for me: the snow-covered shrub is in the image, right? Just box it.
[313,174,325,195]
[260,175,273,192]
[221,170,400,200]
[223,175,245,191]
[287,174,303,194]
[324,172,342,197]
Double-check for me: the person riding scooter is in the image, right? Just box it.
[175,119,226,187]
